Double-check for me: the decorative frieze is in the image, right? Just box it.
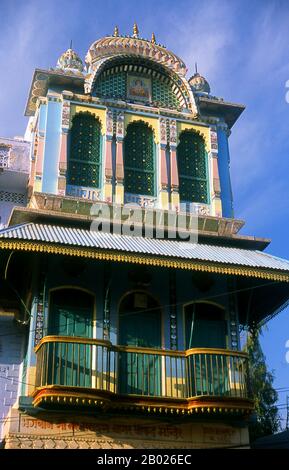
[159,118,167,146]
[180,202,210,215]
[66,184,101,201]
[106,109,114,137]
[0,144,11,168]
[61,101,70,130]
[116,111,125,139]
[124,193,157,208]
[168,119,177,147]
[210,126,218,153]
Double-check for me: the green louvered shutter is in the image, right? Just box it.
[177,130,208,203]
[68,113,101,188]
[124,121,155,196]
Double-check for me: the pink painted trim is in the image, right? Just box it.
[212,157,220,179]
[160,148,168,186]
[170,147,179,188]
[35,138,44,174]
[116,140,124,180]
[59,133,67,167]
[105,139,113,178]
[28,160,36,189]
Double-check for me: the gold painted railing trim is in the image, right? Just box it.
[1,239,289,282]
[32,384,254,405]
[32,386,254,414]
[35,335,249,359]
[35,335,112,353]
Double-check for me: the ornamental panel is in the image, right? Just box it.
[93,65,184,109]
[0,145,10,168]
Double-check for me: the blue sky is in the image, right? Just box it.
[1,0,289,425]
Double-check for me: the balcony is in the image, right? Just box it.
[33,336,253,417]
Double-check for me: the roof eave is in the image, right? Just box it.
[198,96,245,128]
[24,68,85,116]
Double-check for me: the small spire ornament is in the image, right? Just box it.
[132,22,139,38]
[151,32,156,44]
[113,25,119,37]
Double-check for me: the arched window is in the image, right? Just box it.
[124,121,155,196]
[177,130,208,203]
[68,113,101,188]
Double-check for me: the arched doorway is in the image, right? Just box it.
[48,288,94,387]
[118,291,162,396]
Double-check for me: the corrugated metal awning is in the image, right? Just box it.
[1,223,289,280]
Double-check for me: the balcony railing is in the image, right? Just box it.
[34,336,252,413]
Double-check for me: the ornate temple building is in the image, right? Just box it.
[1,24,289,449]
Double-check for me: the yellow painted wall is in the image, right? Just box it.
[124,113,160,144]
[70,105,106,134]
[177,122,210,150]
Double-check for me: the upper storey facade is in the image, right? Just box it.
[25,25,245,220]
[0,137,30,228]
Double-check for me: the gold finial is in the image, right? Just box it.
[113,25,119,37]
[151,32,156,44]
[133,22,139,38]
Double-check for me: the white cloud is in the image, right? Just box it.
[160,0,236,79]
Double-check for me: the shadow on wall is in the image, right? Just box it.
[0,314,25,441]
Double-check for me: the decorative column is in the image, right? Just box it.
[103,109,113,203]
[58,94,72,195]
[34,99,47,193]
[169,270,178,350]
[159,118,169,210]
[41,92,62,195]
[217,122,234,218]
[28,122,37,198]
[210,126,222,217]
[115,111,125,205]
[227,277,240,350]
[169,119,180,210]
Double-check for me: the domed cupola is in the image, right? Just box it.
[189,65,210,94]
[56,44,84,74]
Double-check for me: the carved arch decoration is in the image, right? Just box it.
[85,55,198,115]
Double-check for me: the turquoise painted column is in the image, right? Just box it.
[217,123,233,218]
[42,93,62,194]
